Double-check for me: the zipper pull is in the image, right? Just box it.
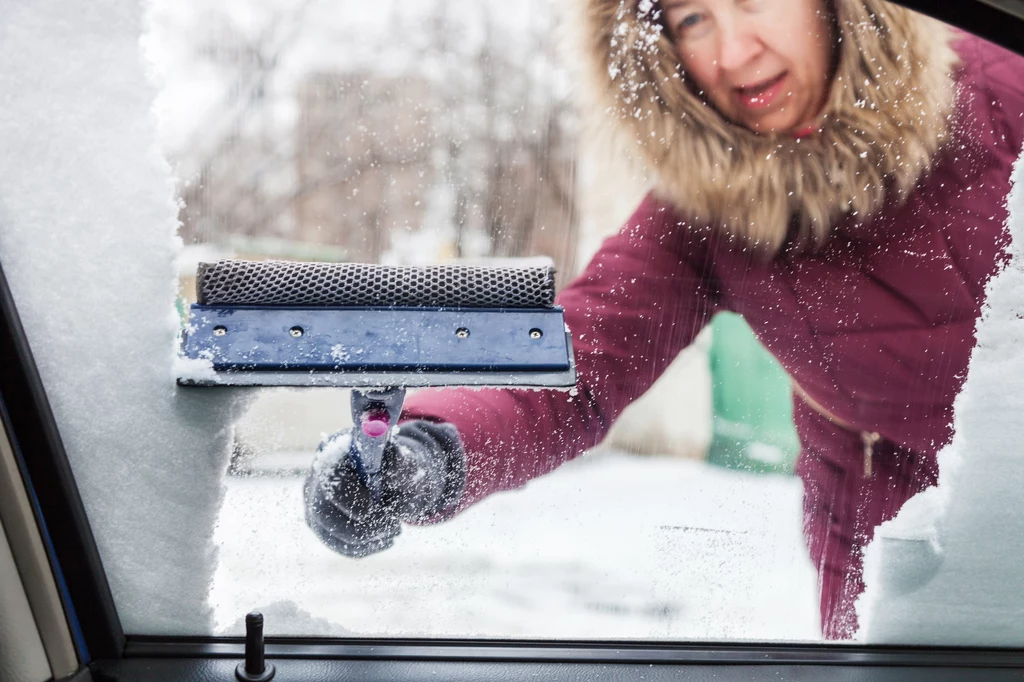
[862,431,880,478]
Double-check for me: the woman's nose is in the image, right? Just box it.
[717,23,763,73]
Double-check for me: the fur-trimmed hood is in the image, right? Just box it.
[574,0,959,254]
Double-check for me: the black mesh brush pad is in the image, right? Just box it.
[196,260,556,308]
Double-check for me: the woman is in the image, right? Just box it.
[305,0,1024,638]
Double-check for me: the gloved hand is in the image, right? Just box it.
[303,420,466,558]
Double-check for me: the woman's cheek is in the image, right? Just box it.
[676,47,716,95]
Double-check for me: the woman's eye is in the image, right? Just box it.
[676,12,707,36]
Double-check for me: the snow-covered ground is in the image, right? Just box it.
[211,451,821,641]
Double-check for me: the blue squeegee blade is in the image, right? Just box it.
[178,305,576,387]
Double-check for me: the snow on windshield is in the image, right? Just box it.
[856,154,1024,646]
[3,0,1023,644]
[0,1,252,633]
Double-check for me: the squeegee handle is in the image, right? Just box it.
[349,387,407,503]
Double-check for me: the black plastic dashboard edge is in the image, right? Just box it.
[124,638,1024,668]
[90,658,1024,682]
[0,264,126,660]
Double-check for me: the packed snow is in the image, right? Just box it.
[856,146,1024,646]
[0,0,252,633]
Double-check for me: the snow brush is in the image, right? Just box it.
[177,259,577,498]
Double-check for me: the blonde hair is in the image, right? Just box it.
[575,0,958,255]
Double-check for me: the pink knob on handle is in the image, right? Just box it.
[361,410,391,438]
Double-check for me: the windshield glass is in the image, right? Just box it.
[2,0,1023,645]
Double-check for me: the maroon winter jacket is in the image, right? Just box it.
[404,35,1024,638]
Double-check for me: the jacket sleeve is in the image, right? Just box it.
[401,194,721,517]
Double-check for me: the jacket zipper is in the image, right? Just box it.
[792,382,880,479]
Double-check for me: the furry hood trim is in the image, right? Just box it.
[574,0,958,254]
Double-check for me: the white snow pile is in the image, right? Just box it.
[856,147,1024,645]
[0,0,251,633]
[224,600,344,637]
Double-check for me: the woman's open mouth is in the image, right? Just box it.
[734,73,788,110]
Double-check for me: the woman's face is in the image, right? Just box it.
[663,0,833,134]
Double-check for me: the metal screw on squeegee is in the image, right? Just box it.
[455,327,470,339]
[289,326,304,338]
[213,326,227,337]
[530,328,543,339]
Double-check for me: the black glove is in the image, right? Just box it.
[303,420,466,558]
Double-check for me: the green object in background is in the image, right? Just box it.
[175,294,187,327]
[706,312,800,475]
